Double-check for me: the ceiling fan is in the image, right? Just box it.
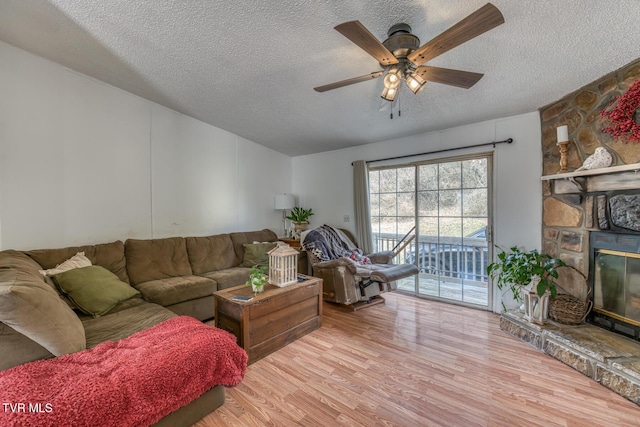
[314,3,504,103]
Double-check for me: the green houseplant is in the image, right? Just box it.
[286,207,314,224]
[286,207,314,238]
[487,246,566,311]
[246,264,268,293]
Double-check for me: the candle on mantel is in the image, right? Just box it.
[557,125,569,143]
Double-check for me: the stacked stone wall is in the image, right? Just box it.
[539,58,640,298]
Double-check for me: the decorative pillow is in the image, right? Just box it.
[241,242,277,267]
[52,266,140,318]
[44,275,77,310]
[39,252,92,276]
[0,266,86,357]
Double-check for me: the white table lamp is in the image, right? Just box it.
[274,194,295,237]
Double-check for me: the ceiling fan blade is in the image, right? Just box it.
[415,66,484,89]
[408,3,504,66]
[334,21,399,66]
[314,71,384,92]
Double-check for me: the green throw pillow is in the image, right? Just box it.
[241,242,277,267]
[52,265,140,317]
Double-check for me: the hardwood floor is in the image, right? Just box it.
[193,293,640,426]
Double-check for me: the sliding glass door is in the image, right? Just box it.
[369,166,416,250]
[369,154,492,309]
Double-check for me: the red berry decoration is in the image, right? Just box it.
[600,80,640,143]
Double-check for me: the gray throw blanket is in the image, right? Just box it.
[302,225,369,264]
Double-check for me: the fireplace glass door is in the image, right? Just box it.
[594,249,640,325]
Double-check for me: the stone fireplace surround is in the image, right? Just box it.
[500,57,640,405]
[544,166,640,331]
[540,57,640,301]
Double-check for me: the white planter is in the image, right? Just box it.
[251,277,266,293]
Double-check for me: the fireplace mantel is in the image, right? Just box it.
[542,162,640,181]
[542,162,640,194]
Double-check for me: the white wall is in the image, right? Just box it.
[292,111,542,311]
[0,41,291,250]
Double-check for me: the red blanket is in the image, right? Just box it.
[0,316,247,427]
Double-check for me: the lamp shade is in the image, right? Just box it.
[274,194,295,210]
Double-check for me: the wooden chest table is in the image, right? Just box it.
[213,276,322,364]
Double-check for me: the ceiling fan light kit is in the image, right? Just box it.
[381,86,398,102]
[405,72,427,94]
[314,2,505,113]
[383,67,401,89]
[381,67,402,101]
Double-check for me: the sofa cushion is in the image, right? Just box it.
[133,275,216,307]
[1,248,77,309]
[52,266,141,317]
[186,234,236,274]
[0,321,54,371]
[80,298,176,349]
[200,267,251,291]
[125,237,193,285]
[26,240,129,284]
[0,249,47,282]
[161,296,215,321]
[229,229,278,265]
[0,250,86,357]
[241,242,278,267]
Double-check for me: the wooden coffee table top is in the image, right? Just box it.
[214,275,321,303]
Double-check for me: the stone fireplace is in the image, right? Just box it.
[540,57,640,331]
[498,57,640,405]
[542,170,640,338]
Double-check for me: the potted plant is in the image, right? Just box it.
[286,207,314,237]
[246,264,268,293]
[487,246,566,312]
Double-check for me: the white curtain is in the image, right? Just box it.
[353,160,373,254]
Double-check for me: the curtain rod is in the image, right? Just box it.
[351,138,513,166]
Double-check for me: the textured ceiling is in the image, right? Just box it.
[0,1,639,156]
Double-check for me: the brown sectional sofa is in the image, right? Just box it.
[123,229,280,319]
[0,228,279,426]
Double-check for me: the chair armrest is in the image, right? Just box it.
[368,251,394,264]
[312,257,358,273]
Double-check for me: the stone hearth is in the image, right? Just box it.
[501,311,640,405]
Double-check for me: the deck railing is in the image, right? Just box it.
[373,232,489,282]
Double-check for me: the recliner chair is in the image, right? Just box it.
[303,225,418,309]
